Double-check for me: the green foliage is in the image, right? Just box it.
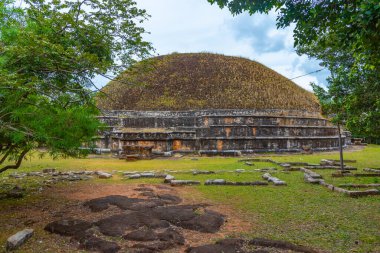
[207,0,380,138]
[0,0,153,172]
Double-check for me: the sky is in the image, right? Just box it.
[96,0,330,91]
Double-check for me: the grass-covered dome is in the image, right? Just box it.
[97,53,320,112]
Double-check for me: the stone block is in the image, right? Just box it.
[164,175,175,183]
[170,180,200,186]
[6,229,34,251]
[141,173,155,178]
[273,180,287,186]
[192,170,215,175]
[364,168,380,173]
[97,172,112,179]
[262,173,286,186]
[205,179,226,185]
[128,174,142,179]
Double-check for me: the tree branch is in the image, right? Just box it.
[0,148,30,173]
[0,145,13,164]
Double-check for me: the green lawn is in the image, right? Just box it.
[1,145,379,253]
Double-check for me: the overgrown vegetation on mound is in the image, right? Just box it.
[97,53,321,112]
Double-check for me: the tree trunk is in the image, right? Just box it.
[337,123,344,171]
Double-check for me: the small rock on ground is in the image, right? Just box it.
[6,228,34,251]
[97,172,112,179]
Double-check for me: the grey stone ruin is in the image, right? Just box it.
[95,109,348,155]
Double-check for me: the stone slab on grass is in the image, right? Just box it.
[364,168,380,173]
[205,179,226,185]
[205,180,268,186]
[192,170,215,175]
[6,228,34,251]
[164,174,175,183]
[170,180,200,186]
[97,172,113,179]
[339,183,380,188]
[262,173,287,186]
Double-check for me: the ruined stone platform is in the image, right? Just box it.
[96,109,349,154]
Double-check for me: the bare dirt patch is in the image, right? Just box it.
[0,182,325,252]
[0,182,251,252]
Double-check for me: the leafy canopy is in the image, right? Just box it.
[208,0,380,138]
[0,0,153,172]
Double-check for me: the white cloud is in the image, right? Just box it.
[94,0,330,91]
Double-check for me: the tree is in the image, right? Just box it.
[0,0,153,173]
[207,0,380,138]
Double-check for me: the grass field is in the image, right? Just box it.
[0,145,379,253]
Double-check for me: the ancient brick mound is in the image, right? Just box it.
[94,53,351,154]
[97,53,320,112]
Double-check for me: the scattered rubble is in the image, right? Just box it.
[5,185,25,199]
[339,183,380,188]
[170,180,200,186]
[128,174,142,179]
[354,173,380,177]
[205,179,226,185]
[9,173,26,179]
[192,170,215,175]
[364,168,380,173]
[140,172,155,178]
[305,165,357,170]
[127,172,167,179]
[164,174,175,183]
[254,167,277,172]
[301,168,324,184]
[300,167,380,197]
[205,179,268,186]
[320,181,380,197]
[331,171,380,177]
[262,173,287,186]
[97,172,113,179]
[320,159,356,166]
[27,172,44,177]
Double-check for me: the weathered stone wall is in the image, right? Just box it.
[196,126,337,138]
[199,138,339,152]
[96,109,343,153]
